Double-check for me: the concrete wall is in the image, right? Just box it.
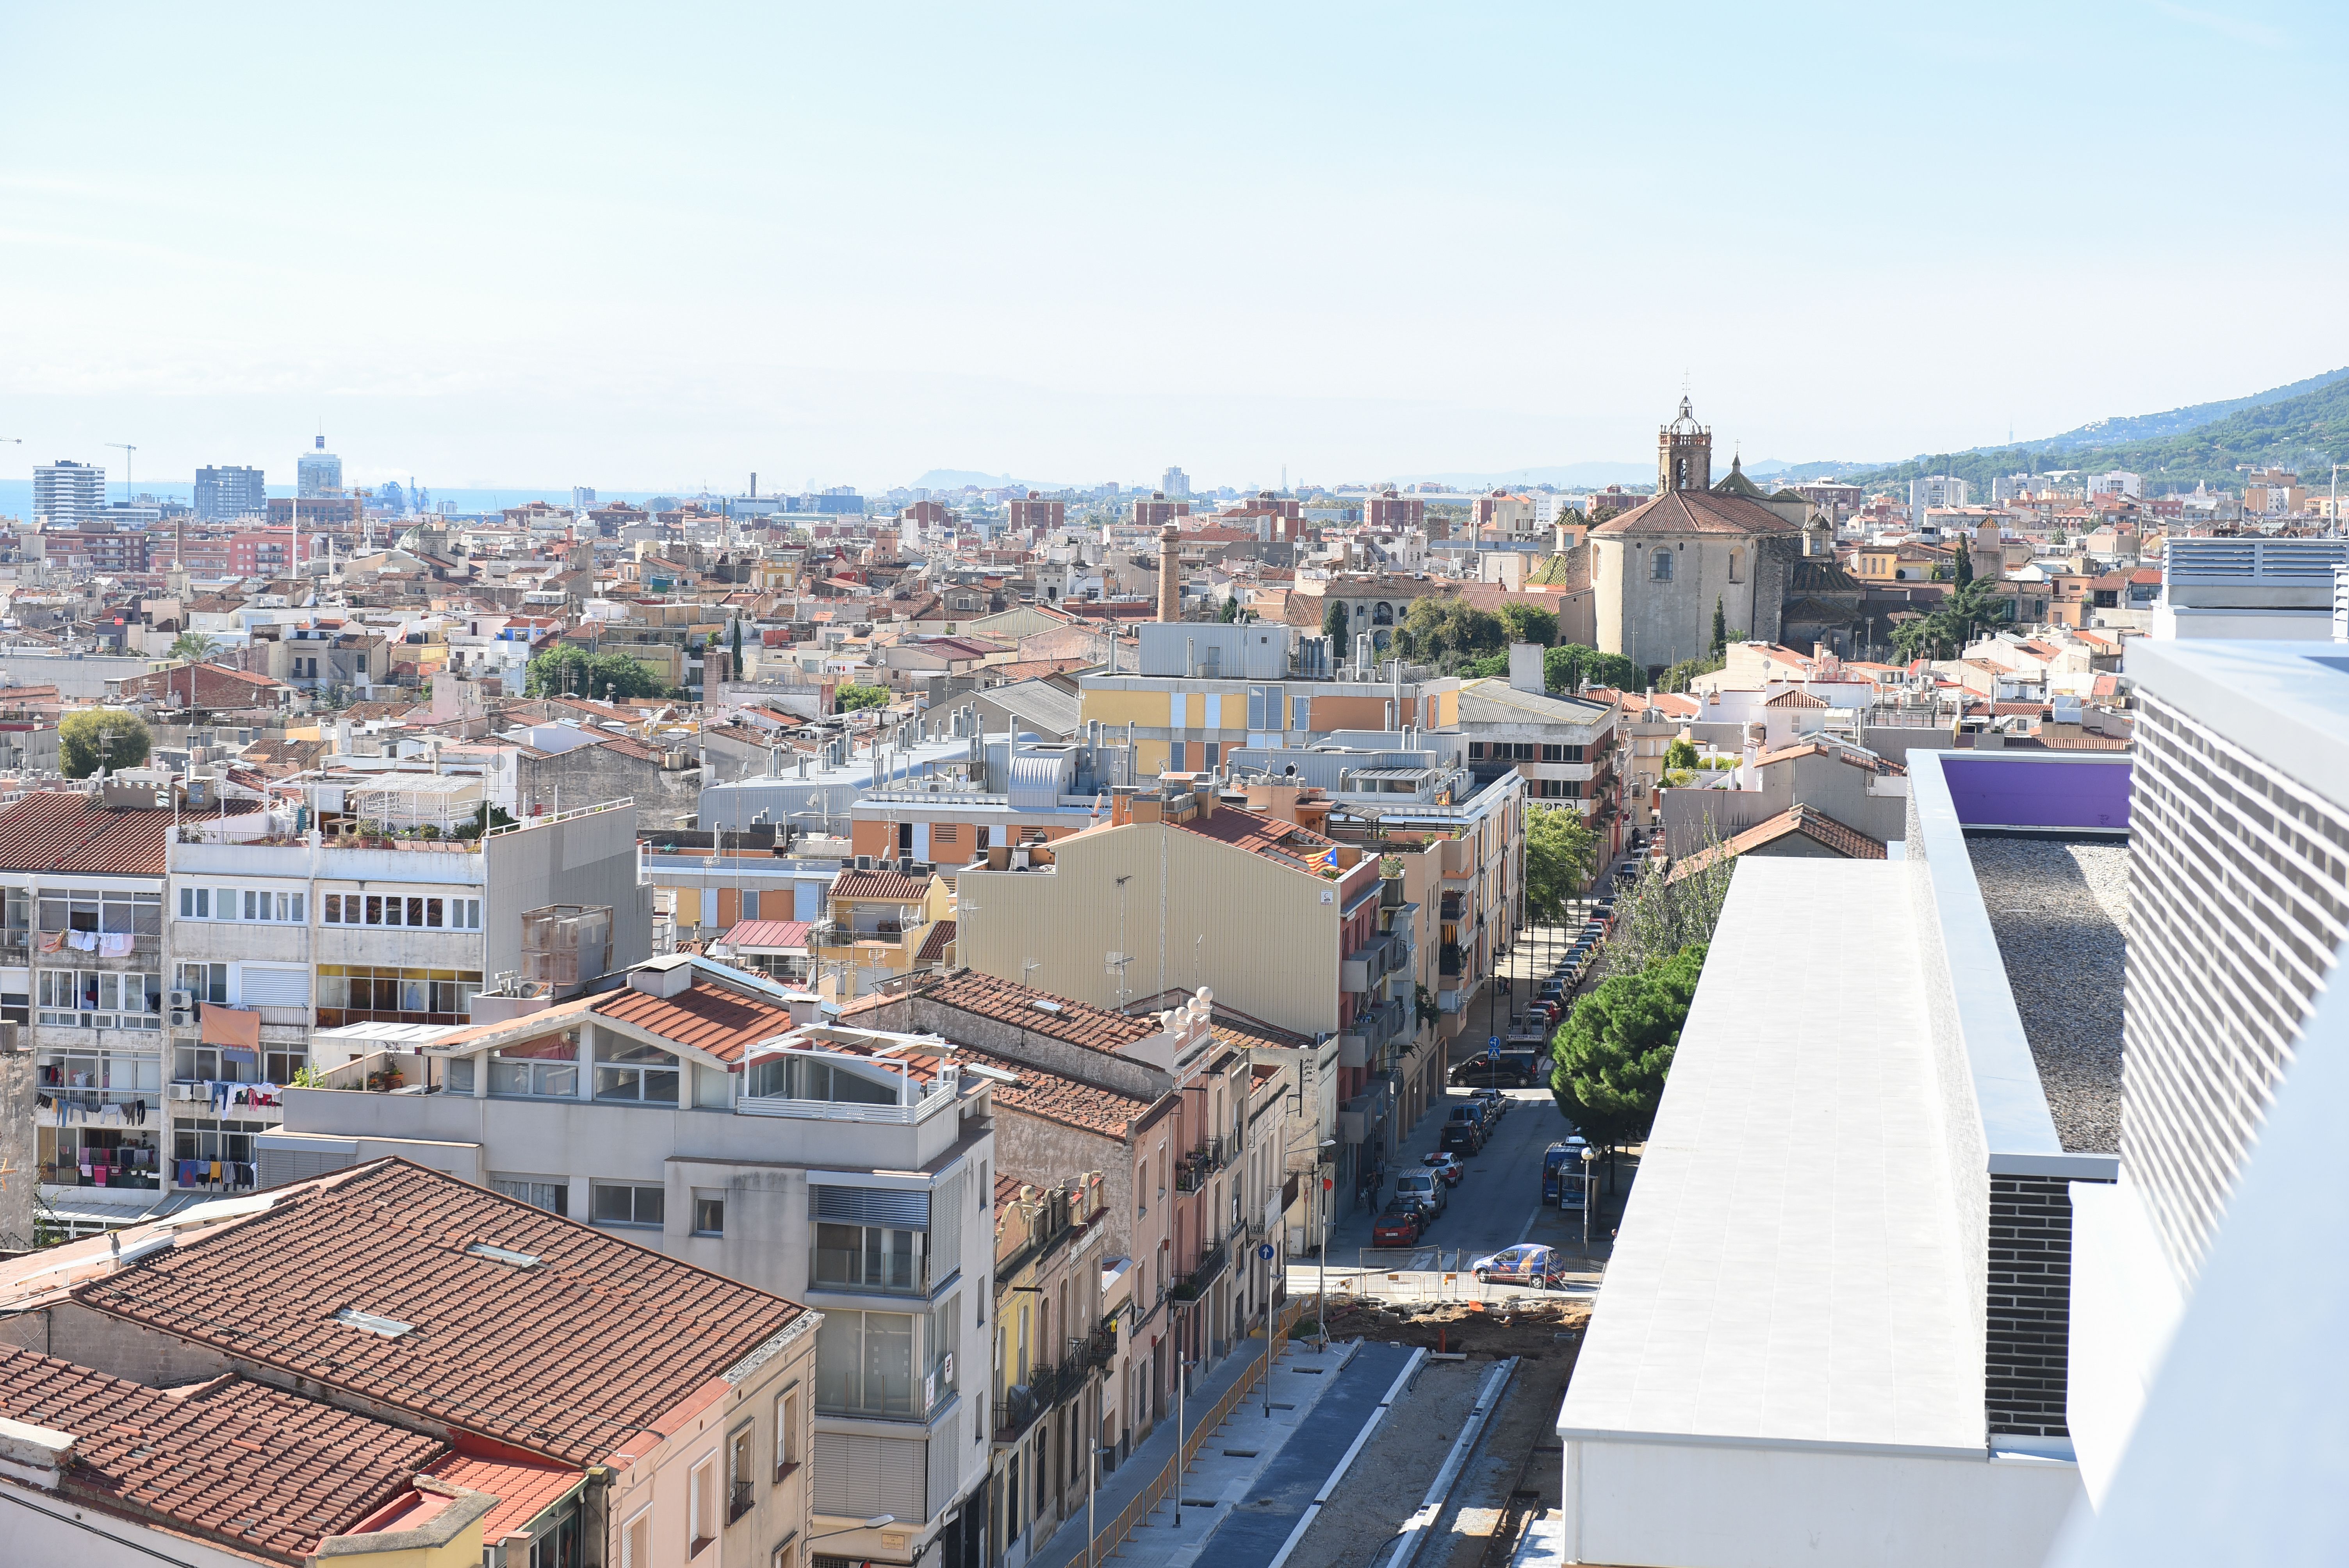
[483,805,652,982]
[956,821,1344,1038]
[0,1051,32,1250]
[1593,533,1783,673]
[1659,752,1909,857]
[515,743,698,826]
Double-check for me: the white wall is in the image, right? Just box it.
[1563,1439,2081,1568]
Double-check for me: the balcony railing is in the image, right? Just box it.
[727,1480,754,1525]
[1173,1136,1226,1192]
[1169,1239,1229,1301]
[992,1355,1093,1443]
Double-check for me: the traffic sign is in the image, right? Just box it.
[1257,1242,1275,1261]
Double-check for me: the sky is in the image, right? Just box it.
[2,1,2344,497]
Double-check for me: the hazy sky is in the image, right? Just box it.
[2,2,2342,495]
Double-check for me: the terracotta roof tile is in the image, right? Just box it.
[0,791,171,875]
[961,1044,1157,1140]
[0,1341,441,1563]
[46,1159,804,1469]
[716,918,813,951]
[1587,489,1801,539]
[1669,804,1884,881]
[892,970,1158,1054]
[831,868,934,901]
[423,1441,586,1548]
[916,919,957,964]
[1171,803,1341,871]
[593,975,796,1063]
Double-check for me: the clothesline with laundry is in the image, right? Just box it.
[35,1093,153,1126]
[175,1160,258,1190]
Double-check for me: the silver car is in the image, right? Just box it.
[1392,1169,1447,1219]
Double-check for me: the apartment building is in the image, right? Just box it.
[0,1157,819,1568]
[0,789,171,1233]
[1458,654,1621,844]
[269,954,996,1568]
[843,975,1294,1449]
[812,864,955,999]
[1077,622,1460,779]
[986,1171,1114,1568]
[155,799,645,1201]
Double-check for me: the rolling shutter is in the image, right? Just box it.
[237,964,310,1008]
[811,1184,930,1230]
[813,1433,927,1523]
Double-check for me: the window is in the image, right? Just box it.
[727,1423,756,1522]
[595,1039,681,1104]
[1729,549,1743,583]
[1651,550,1673,582]
[493,1175,570,1215]
[38,970,161,1029]
[1168,741,1187,772]
[178,962,228,1005]
[695,1193,726,1236]
[179,886,209,918]
[1539,743,1585,763]
[488,1033,580,1098]
[315,965,480,1025]
[813,1222,923,1292]
[775,1386,801,1477]
[814,1310,915,1417]
[174,1116,266,1167]
[622,1509,651,1568]
[591,1181,665,1228]
[744,1055,896,1105]
[1467,741,1486,760]
[690,1454,719,1554]
[322,893,479,929]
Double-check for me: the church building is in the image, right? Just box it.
[1591,399,1837,676]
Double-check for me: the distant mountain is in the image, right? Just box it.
[1814,366,2349,494]
[910,468,1041,491]
[1390,461,1655,490]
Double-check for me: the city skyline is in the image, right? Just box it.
[4,3,2345,492]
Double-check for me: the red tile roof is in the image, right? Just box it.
[872,969,1158,1055]
[594,974,795,1062]
[0,791,171,875]
[916,919,957,964]
[1588,489,1801,539]
[41,1159,806,1469]
[831,868,934,901]
[961,1044,1157,1140]
[1669,804,1885,880]
[0,1341,442,1563]
[717,918,813,951]
[1171,803,1341,871]
[423,1440,586,1550]
[1762,689,1830,708]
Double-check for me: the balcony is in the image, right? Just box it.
[1338,1034,1368,1069]
[1169,1239,1229,1300]
[992,1355,1095,1443]
[728,1480,754,1525]
[1173,1136,1226,1192]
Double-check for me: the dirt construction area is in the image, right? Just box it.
[1283,1301,1582,1568]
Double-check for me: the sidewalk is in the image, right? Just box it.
[1029,1338,1409,1568]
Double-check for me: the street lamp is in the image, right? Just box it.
[809,1515,896,1542]
[1580,1146,1596,1253]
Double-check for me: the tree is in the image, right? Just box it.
[834,683,891,713]
[1219,595,1241,623]
[1709,597,1728,659]
[1658,654,1722,693]
[1551,942,1707,1169]
[523,646,667,701]
[60,709,151,778]
[166,631,217,665]
[1395,598,1508,672]
[1603,830,1736,980]
[1322,599,1350,646]
[1937,577,2011,649]
[1496,602,1558,647]
[1663,738,1700,772]
[1524,802,1598,925]
[729,619,744,675]
[1953,536,1974,586]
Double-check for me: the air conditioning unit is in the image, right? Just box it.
[166,989,194,1012]
[168,1009,195,1030]
[169,1082,199,1101]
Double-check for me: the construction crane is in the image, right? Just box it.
[106,442,137,499]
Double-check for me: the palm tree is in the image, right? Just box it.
[166,631,217,665]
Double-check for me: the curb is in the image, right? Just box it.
[1383,1356,1518,1568]
[1261,1346,1428,1568]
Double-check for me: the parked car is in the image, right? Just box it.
[1440,1121,1480,1155]
[1394,1168,1447,1218]
[1469,1243,1562,1286]
[1371,1206,1425,1247]
[1422,1151,1466,1187]
[1469,1086,1508,1121]
[1446,1105,1488,1150]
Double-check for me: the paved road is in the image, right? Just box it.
[1203,1342,1415,1568]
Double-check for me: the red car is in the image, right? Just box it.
[1371,1206,1425,1247]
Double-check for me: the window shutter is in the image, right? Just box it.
[237,965,310,1007]
[811,1184,930,1230]
[813,1433,927,1523]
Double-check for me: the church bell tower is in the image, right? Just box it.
[1658,396,1712,494]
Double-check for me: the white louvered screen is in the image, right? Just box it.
[811,1183,931,1230]
[812,1432,926,1523]
[236,964,310,1008]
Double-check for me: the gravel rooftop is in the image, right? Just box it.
[1966,837,2128,1153]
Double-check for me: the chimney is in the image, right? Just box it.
[1506,641,1545,696]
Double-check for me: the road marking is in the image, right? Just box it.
[1513,1204,1543,1244]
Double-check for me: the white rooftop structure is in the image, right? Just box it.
[1557,857,2080,1567]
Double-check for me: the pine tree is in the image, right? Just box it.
[1709,597,1727,658]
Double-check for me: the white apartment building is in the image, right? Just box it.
[32,460,106,526]
[147,798,647,1204]
[269,953,998,1568]
[2085,470,2142,499]
[1908,473,1970,515]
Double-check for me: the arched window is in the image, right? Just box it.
[1372,602,1395,625]
[1651,550,1674,583]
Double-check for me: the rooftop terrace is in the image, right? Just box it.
[1967,837,2128,1152]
